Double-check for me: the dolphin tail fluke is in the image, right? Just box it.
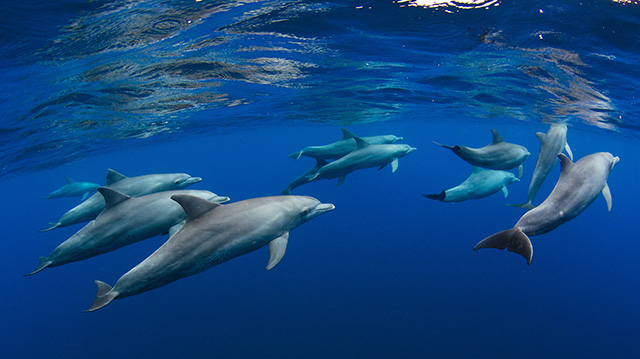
[506,201,535,210]
[422,191,446,201]
[85,280,118,312]
[24,257,52,276]
[474,228,533,265]
[40,222,61,232]
[288,151,303,160]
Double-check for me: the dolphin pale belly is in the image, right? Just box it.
[424,167,519,202]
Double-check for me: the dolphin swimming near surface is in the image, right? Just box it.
[46,177,100,201]
[302,136,417,187]
[27,188,230,276]
[86,195,334,311]
[289,128,403,160]
[434,129,530,178]
[41,169,202,232]
[508,124,573,209]
[474,152,619,264]
[423,167,519,202]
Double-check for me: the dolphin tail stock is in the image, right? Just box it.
[288,151,303,160]
[422,191,446,201]
[431,141,454,150]
[506,201,535,210]
[24,257,53,276]
[85,280,118,312]
[40,222,61,232]
[473,228,533,265]
[281,188,291,195]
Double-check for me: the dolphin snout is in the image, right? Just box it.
[316,203,335,213]
[407,147,418,154]
[214,196,231,204]
[393,137,404,143]
[185,176,202,184]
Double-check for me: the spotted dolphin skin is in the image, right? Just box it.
[86,195,334,311]
[508,124,573,209]
[289,128,403,160]
[434,129,530,178]
[41,169,202,232]
[46,177,100,201]
[423,167,519,202]
[27,188,230,276]
[474,152,619,264]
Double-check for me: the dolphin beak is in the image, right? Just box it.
[408,147,418,154]
[315,203,335,213]
[393,137,404,143]
[185,176,202,185]
[213,196,231,204]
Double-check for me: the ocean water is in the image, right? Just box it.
[2,0,640,358]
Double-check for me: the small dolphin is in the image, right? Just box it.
[41,169,202,232]
[474,152,619,264]
[282,159,325,195]
[27,188,229,276]
[85,195,334,311]
[46,177,101,201]
[303,136,417,187]
[423,167,519,202]
[289,128,403,160]
[434,129,530,178]
[508,124,573,209]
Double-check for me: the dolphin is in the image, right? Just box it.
[508,124,573,209]
[289,128,403,160]
[302,136,417,187]
[474,152,619,264]
[27,188,229,276]
[282,159,325,195]
[85,195,334,311]
[41,169,202,232]
[46,177,101,201]
[423,167,520,202]
[434,129,530,178]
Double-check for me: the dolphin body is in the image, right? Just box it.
[46,177,100,201]
[474,152,619,264]
[302,136,417,187]
[282,159,326,195]
[27,188,230,276]
[434,129,530,178]
[41,169,202,232]
[86,195,335,311]
[289,128,403,160]
[423,167,520,202]
[508,124,573,209]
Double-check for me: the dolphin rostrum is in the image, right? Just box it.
[86,195,334,311]
[46,177,100,201]
[474,152,619,264]
[27,188,230,276]
[434,129,530,178]
[508,124,573,209]
[423,167,520,202]
[289,128,403,160]
[41,169,202,232]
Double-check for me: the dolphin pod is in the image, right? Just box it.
[46,177,101,201]
[41,169,202,231]
[27,188,230,276]
[86,195,334,312]
[424,167,520,202]
[474,152,619,264]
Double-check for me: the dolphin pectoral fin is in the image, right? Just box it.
[81,192,89,201]
[85,280,119,312]
[336,176,346,187]
[307,173,319,182]
[24,257,52,276]
[565,143,573,161]
[602,183,612,211]
[501,186,509,198]
[266,233,289,270]
[391,158,399,173]
[474,228,533,265]
[506,201,535,210]
[40,222,61,232]
[517,164,524,179]
[288,151,302,160]
[536,132,546,145]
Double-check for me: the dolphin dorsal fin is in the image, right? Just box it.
[314,158,329,168]
[341,128,356,139]
[536,132,546,145]
[490,129,504,144]
[171,194,222,221]
[558,153,575,178]
[354,135,370,149]
[106,169,127,186]
[65,176,74,184]
[97,187,131,209]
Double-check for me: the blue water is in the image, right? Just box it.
[2,0,640,358]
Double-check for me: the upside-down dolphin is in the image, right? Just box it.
[46,177,100,201]
[508,124,573,209]
[27,188,230,276]
[434,129,530,178]
[289,128,403,160]
[41,169,202,232]
[86,195,334,311]
[423,167,519,202]
[474,152,618,264]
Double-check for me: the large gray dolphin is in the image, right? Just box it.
[423,167,519,202]
[86,195,334,311]
[474,152,619,264]
[302,136,417,187]
[289,128,403,160]
[46,177,100,201]
[434,129,530,178]
[41,169,202,231]
[27,188,230,276]
[508,124,573,209]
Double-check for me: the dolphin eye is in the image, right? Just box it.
[302,209,310,215]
